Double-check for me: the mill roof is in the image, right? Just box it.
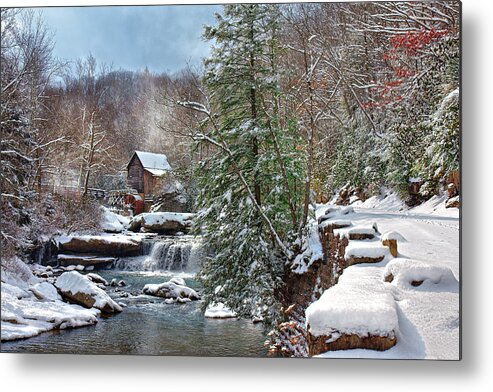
[127,151,172,175]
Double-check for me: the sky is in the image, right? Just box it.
[40,5,220,74]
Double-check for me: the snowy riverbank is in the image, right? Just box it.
[309,197,459,359]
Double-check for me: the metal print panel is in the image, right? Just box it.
[0,1,461,359]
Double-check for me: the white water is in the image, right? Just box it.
[114,236,205,273]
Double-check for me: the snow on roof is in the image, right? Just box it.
[128,151,172,171]
[144,168,168,177]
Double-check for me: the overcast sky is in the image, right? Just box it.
[40,5,220,74]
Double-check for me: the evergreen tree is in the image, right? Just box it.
[195,4,303,323]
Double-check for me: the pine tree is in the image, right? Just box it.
[195,4,304,324]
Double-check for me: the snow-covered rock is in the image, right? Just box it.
[306,266,398,355]
[128,212,194,234]
[383,258,458,288]
[344,242,389,265]
[29,282,61,301]
[1,278,100,342]
[55,271,122,313]
[381,231,405,242]
[204,302,237,319]
[86,272,109,286]
[101,207,130,233]
[142,280,200,301]
[334,225,376,240]
[56,234,142,257]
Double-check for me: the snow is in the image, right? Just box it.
[355,190,406,212]
[1,266,101,341]
[306,266,398,338]
[381,230,406,241]
[143,168,167,176]
[350,188,459,218]
[319,219,351,229]
[290,220,323,274]
[204,302,237,319]
[142,280,200,300]
[334,225,376,239]
[411,194,458,217]
[313,199,459,359]
[383,258,457,289]
[86,273,109,286]
[101,207,129,233]
[1,282,31,299]
[140,212,194,226]
[56,233,142,246]
[169,277,186,286]
[55,271,122,312]
[29,282,61,301]
[131,150,171,171]
[344,242,389,260]
[1,257,40,289]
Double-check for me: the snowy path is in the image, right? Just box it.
[317,205,460,360]
[350,208,460,279]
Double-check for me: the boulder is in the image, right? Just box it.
[335,188,350,206]
[57,235,141,257]
[150,177,188,213]
[128,212,194,234]
[101,207,129,233]
[29,282,61,301]
[383,258,458,288]
[142,280,200,301]
[86,273,109,286]
[55,271,122,313]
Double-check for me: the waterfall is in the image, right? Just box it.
[115,236,204,272]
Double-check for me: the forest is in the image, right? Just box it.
[1,2,460,358]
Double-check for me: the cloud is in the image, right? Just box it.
[41,5,220,73]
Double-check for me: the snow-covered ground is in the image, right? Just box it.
[312,196,459,359]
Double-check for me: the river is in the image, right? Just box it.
[1,238,268,357]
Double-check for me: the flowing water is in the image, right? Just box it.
[1,237,268,357]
